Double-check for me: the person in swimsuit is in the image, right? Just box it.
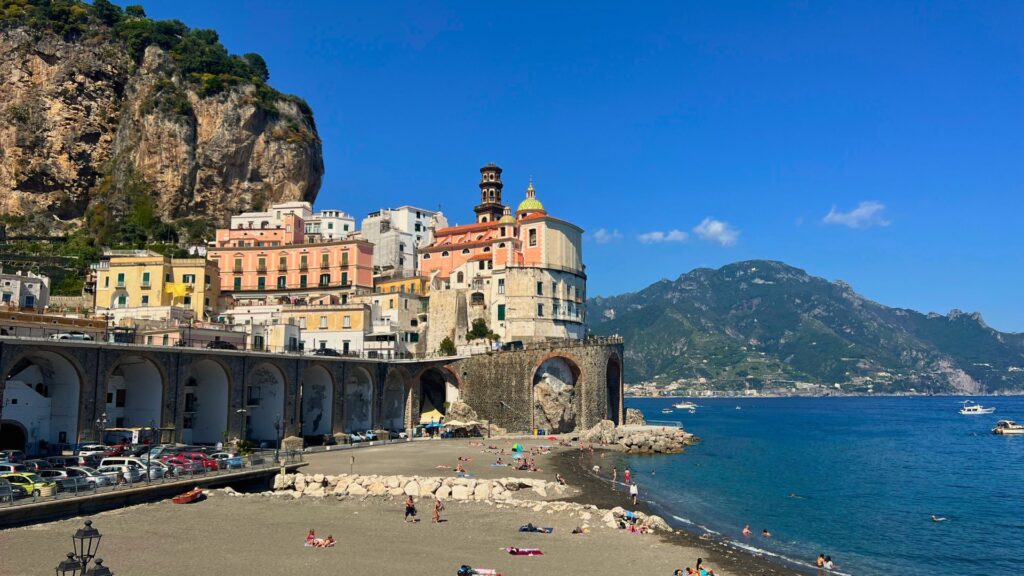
[306,529,315,545]
[433,498,444,523]
[743,524,752,537]
[404,495,417,522]
[624,468,631,484]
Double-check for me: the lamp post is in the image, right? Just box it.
[95,413,108,445]
[273,415,282,463]
[55,520,113,575]
[235,409,248,449]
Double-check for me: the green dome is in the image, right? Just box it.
[516,197,545,213]
[499,213,517,224]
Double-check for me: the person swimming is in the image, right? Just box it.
[762,528,771,538]
[742,524,752,537]
[931,515,948,522]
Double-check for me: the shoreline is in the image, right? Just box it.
[552,448,815,576]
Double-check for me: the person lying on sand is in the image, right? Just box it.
[457,456,473,462]
[312,535,336,548]
[435,465,452,469]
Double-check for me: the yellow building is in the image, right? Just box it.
[373,275,430,296]
[93,250,220,321]
[280,303,370,355]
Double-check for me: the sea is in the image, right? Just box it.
[622,396,1024,576]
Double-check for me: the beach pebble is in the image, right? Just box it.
[347,484,368,496]
[403,481,420,497]
[451,485,471,500]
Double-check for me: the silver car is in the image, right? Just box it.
[96,465,141,484]
[66,466,113,487]
[38,469,93,493]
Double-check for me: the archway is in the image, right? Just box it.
[105,355,164,430]
[246,363,286,446]
[183,359,229,445]
[343,366,373,432]
[532,356,580,433]
[2,351,81,453]
[300,365,333,438]
[0,420,28,452]
[606,356,622,425]
[417,367,453,425]
[382,369,406,431]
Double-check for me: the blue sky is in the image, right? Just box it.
[135,1,1023,331]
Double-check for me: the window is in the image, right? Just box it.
[423,253,431,260]
[341,271,348,286]
[327,222,334,230]
[319,315,328,329]
[498,304,506,321]
[321,253,330,268]
[441,251,449,257]
[279,256,287,270]
[233,277,242,290]
[300,275,307,288]
[414,222,422,232]
[141,272,150,287]
[343,315,351,329]
[410,284,417,294]
[246,385,261,407]
[552,282,557,295]
[319,273,331,287]
[497,279,505,294]
[389,298,395,309]
[205,275,211,285]
[115,389,126,408]
[257,258,266,272]
[341,252,349,266]
[536,281,543,295]
[277,276,286,289]
[3,293,12,303]
[257,277,266,291]
[117,295,127,308]
[462,248,471,255]
[116,272,125,287]
[300,255,308,269]
[553,302,560,317]
[299,317,306,329]
[141,295,149,306]
[180,274,195,284]
[233,258,243,273]
[528,229,537,246]
[537,304,544,317]
[104,276,109,288]
[456,272,464,284]
[166,272,173,282]
[183,296,192,306]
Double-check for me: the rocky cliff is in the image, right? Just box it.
[0,7,322,233]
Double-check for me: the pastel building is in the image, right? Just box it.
[208,201,373,304]
[93,250,220,322]
[0,270,49,309]
[419,164,586,352]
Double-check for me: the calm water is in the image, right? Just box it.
[623,396,1024,576]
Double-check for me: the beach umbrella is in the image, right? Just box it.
[512,443,523,452]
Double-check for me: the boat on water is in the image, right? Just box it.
[673,401,698,410]
[660,408,673,414]
[959,400,996,415]
[992,420,1024,435]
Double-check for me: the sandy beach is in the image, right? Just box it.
[0,439,806,576]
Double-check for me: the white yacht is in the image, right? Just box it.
[673,401,698,410]
[959,400,996,415]
[992,420,1024,435]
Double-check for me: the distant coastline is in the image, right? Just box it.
[626,391,1024,399]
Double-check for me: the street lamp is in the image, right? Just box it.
[236,409,248,447]
[56,520,113,575]
[273,415,282,462]
[95,413,108,444]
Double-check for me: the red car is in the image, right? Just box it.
[178,452,220,471]
[158,455,204,475]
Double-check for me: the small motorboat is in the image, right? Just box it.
[673,401,697,410]
[660,408,673,414]
[172,487,205,504]
[959,400,996,415]
[992,420,1024,435]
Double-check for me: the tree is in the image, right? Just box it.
[124,5,146,18]
[242,53,269,82]
[439,337,456,357]
[90,0,122,26]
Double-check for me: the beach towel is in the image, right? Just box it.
[518,523,554,533]
[458,567,501,576]
[505,547,544,556]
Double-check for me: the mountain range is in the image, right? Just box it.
[587,260,1024,393]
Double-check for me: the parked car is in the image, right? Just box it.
[0,477,27,501]
[95,465,142,484]
[38,469,93,492]
[363,430,379,441]
[210,452,244,470]
[159,455,204,475]
[387,430,408,440]
[22,459,50,473]
[348,432,365,443]
[205,339,238,350]
[1,472,56,497]
[98,457,157,480]
[48,331,94,341]
[178,451,220,471]
[67,466,113,487]
[45,456,75,469]
[0,450,25,463]
[0,463,28,474]
[312,347,341,357]
[76,444,110,457]
[146,445,184,460]
[61,455,101,468]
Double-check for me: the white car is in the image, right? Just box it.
[96,465,141,484]
[67,466,113,487]
[348,433,365,443]
[48,331,94,341]
[77,444,110,457]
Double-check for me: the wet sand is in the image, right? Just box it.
[0,438,806,576]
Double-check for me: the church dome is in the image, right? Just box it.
[499,206,517,224]
[516,181,545,214]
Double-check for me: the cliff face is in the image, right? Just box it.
[0,26,322,228]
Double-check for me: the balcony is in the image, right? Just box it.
[257,265,268,273]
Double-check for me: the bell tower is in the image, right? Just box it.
[474,163,505,223]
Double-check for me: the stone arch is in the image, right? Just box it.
[606,353,623,425]
[246,362,287,445]
[532,354,582,433]
[300,364,334,438]
[104,354,165,430]
[382,367,409,431]
[1,350,83,452]
[343,365,374,432]
[414,366,460,426]
[0,420,28,452]
[183,358,230,445]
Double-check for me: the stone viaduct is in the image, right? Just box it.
[0,337,622,454]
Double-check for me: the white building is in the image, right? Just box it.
[305,209,356,243]
[360,206,447,276]
[0,270,50,309]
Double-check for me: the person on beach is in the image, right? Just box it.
[432,498,445,523]
[306,529,316,545]
[624,468,631,484]
[629,481,639,505]
[556,473,566,485]
[742,524,752,537]
[404,495,417,523]
[612,466,618,485]
[313,535,336,548]
[762,528,771,538]
[816,554,825,568]
[824,556,835,570]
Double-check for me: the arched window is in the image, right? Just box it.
[260,221,269,229]
[456,272,464,284]
[462,249,471,255]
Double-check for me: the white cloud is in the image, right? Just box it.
[637,229,689,244]
[823,201,890,228]
[591,228,622,244]
[693,217,739,246]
